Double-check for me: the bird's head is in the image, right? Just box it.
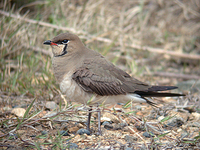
[43,33,85,57]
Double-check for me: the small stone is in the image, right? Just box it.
[177,128,182,132]
[143,132,154,138]
[113,123,124,130]
[167,117,184,127]
[45,101,57,110]
[117,103,124,105]
[41,130,48,135]
[60,130,70,136]
[66,143,78,149]
[124,135,137,142]
[120,123,127,127]
[102,121,112,126]
[135,125,144,131]
[102,112,120,123]
[77,128,90,135]
[192,112,200,120]
[11,108,26,117]
[104,124,113,130]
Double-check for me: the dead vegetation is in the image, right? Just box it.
[0,0,200,149]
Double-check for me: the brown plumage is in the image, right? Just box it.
[43,33,184,135]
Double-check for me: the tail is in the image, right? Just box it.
[135,86,185,97]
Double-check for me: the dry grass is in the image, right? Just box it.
[0,0,200,149]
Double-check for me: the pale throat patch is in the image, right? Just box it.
[51,45,65,56]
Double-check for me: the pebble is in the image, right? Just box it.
[66,143,78,149]
[113,123,126,130]
[120,123,127,127]
[102,112,120,123]
[117,103,124,105]
[104,124,113,130]
[166,117,184,127]
[45,101,57,110]
[124,135,137,142]
[102,121,112,126]
[143,132,154,138]
[11,108,26,117]
[135,125,144,131]
[41,130,48,135]
[77,128,90,135]
[60,130,70,136]
[192,112,200,120]
[177,128,182,132]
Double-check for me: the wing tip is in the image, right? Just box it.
[149,86,179,92]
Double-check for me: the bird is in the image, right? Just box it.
[43,33,184,135]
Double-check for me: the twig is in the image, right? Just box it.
[0,144,14,148]
[0,10,84,34]
[1,10,200,60]
[0,10,111,43]
[128,43,200,60]
[146,72,200,80]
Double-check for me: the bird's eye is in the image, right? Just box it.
[62,39,69,44]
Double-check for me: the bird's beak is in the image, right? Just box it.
[43,40,57,46]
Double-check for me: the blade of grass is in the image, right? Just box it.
[15,98,36,130]
[160,114,177,123]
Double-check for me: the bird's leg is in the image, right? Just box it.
[97,107,102,135]
[86,106,92,132]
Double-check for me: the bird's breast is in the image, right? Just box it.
[59,72,148,105]
[59,71,91,104]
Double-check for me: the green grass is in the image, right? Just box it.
[0,0,199,149]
